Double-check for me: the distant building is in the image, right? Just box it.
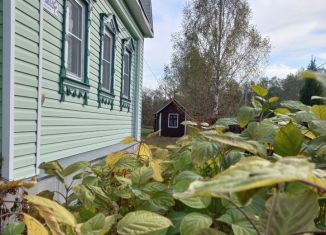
[154,99,186,137]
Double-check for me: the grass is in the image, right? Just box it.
[141,127,178,149]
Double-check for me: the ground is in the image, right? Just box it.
[141,127,178,149]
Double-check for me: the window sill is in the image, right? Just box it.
[98,89,115,109]
[60,76,90,105]
[120,96,131,112]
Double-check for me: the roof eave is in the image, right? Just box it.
[124,0,154,38]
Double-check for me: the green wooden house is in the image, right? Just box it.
[0,0,154,181]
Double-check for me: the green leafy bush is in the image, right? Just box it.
[1,82,326,235]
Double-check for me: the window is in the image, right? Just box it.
[60,0,91,105]
[66,0,86,80]
[120,38,135,111]
[168,114,179,128]
[122,51,131,98]
[98,13,119,109]
[102,30,113,91]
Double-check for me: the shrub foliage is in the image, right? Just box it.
[1,82,326,235]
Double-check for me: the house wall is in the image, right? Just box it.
[12,0,144,179]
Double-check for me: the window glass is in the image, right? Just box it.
[169,114,179,128]
[123,52,130,98]
[67,0,85,80]
[102,31,113,91]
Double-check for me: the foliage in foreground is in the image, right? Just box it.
[1,82,326,235]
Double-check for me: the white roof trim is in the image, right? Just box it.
[124,0,154,38]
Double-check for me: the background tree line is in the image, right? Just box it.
[142,0,324,127]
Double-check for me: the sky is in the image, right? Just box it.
[143,0,326,89]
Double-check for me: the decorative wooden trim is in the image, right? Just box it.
[2,0,15,180]
[59,0,95,105]
[120,38,135,111]
[120,97,131,112]
[98,13,120,108]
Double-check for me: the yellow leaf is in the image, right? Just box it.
[150,160,163,182]
[302,130,316,139]
[25,195,76,227]
[22,213,49,235]
[136,143,152,161]
[300,70,317,79]
[274,108,291,115]
[0,177,37,191]
[268,97,279,103]
[311,105,326,120]
[120,136,135,144]
[105,151,129,167]
[251,84,268,97]
[35,205,65,235]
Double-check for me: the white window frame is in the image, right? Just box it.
[168,113,179,128]
[101,27,114,91]
[122,50,131,99]
[65,0,86,81]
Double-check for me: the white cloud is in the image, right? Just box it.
[143,0,326,88]
[248,0,326,57]
[264,64,298,79]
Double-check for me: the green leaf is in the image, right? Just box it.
[193,228,226,235]
[310,120,326,135]
[273,122,304,156]
[114,156,142,170]
[39,161,64,182]
[80,213,117,235]
[131,167,154,185]
[311,105,326,120]
[281,100,309,111]
[173,150,193,171]
[142,192,175,211]
[191,141,219,166]
[2,222,25,235]
[215,118,237,126]
[167,211,186,235]
[176,195,211,209]
[73,185,95,208]
[241,121,277,144]
[251,85,268,97]
[220,151,244,170]
[180,213,213,235]
[177,158,321,198]
[117,211,172,235]
[237,106,260,128]
[293,111,316,124]
[62,161,89,177]
[218,209,256,235]
[142,182,167,193]
[264,191,319,235]
[204,134,259,156]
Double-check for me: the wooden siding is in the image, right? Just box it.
[13,0,144,179]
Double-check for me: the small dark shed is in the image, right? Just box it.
[154,99,186,137]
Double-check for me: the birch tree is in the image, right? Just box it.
[169,0,270,116]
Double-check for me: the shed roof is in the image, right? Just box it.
[155,99,186,114]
